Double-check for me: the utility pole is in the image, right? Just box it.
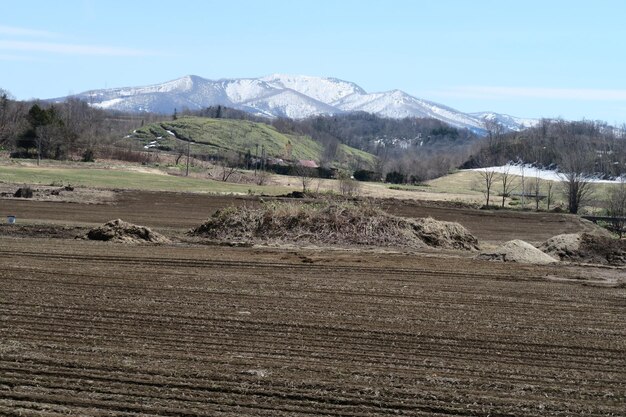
[185,140,191,176]
[255,143,259,175]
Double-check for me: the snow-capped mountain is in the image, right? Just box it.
[471,112,540,132]
[335,90,486,131]
[54,74,536,133]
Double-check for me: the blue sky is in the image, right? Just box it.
[2,0,626,124]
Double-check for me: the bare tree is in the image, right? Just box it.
[483,118,505,162]
[255,170,270,186]
[173,140,187,165]
[479,169,497,207]
[292,163,315,193]
[545,180,554,211]
[217,150,239,182]
[338,172,361,197]
[559,146,595,214]
[531,172,542,211]
[606,177,626,237]
[320,137,340,167]
[499,167,517,207]
[560,171,594,214]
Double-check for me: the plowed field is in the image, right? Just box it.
[1,237,625,416]
[0,190,597,243]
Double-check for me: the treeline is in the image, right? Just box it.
[464,119,626,178]
[273,113,480,181]
[0,89,160,161]
[182,105,266,122]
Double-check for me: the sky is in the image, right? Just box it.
[1,0,626,125]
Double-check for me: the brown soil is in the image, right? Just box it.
[383,199,602,244]
[1,237,624,416]
[0,190,602,246]
[476,239,558,264]
[540,232,626,265]
[0,223,89,239]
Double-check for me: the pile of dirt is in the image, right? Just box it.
[86,219,170,244]
[190,202,479,250]
[539,232,626,265]
[476,240,558,264]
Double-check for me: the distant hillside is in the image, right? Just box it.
[130,116,376,169]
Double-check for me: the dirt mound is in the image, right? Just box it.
[539,232,626,265]
[476,240,558,264]
[87,219,170,244]
[190,202,478,250]
[411,217,478,250]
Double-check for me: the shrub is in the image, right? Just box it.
[354,169,380,182]
[385,171,405,184]
[14,187,33,198]
[82,149,95,162]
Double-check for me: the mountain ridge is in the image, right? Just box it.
[53,74,538,133]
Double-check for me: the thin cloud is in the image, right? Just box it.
[0,53,40,62]
[432,86,626,101]
[0,25,59,38]
[0,40,154,57]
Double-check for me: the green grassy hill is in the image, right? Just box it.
[131,116,376,170]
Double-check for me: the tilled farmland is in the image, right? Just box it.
[1,191,624,416]
[1,235,625,416]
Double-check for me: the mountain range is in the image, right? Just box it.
[54,74,538,134]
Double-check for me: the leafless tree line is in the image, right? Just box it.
[0,90,159,161]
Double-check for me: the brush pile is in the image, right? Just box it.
[190,202,478,250]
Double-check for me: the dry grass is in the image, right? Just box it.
[190,201,479,250]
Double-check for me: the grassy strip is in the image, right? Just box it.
[0,165,290,194]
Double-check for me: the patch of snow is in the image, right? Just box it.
[469,164,624,183]
[92,98,125,109]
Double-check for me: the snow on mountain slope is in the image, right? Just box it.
[220,78,281,103]
[335,90,486,132]
[79,75,234,113]
[260,74,366,104]
[471,112,540,132]
[241,89,337,119]
[53,74,537,133]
